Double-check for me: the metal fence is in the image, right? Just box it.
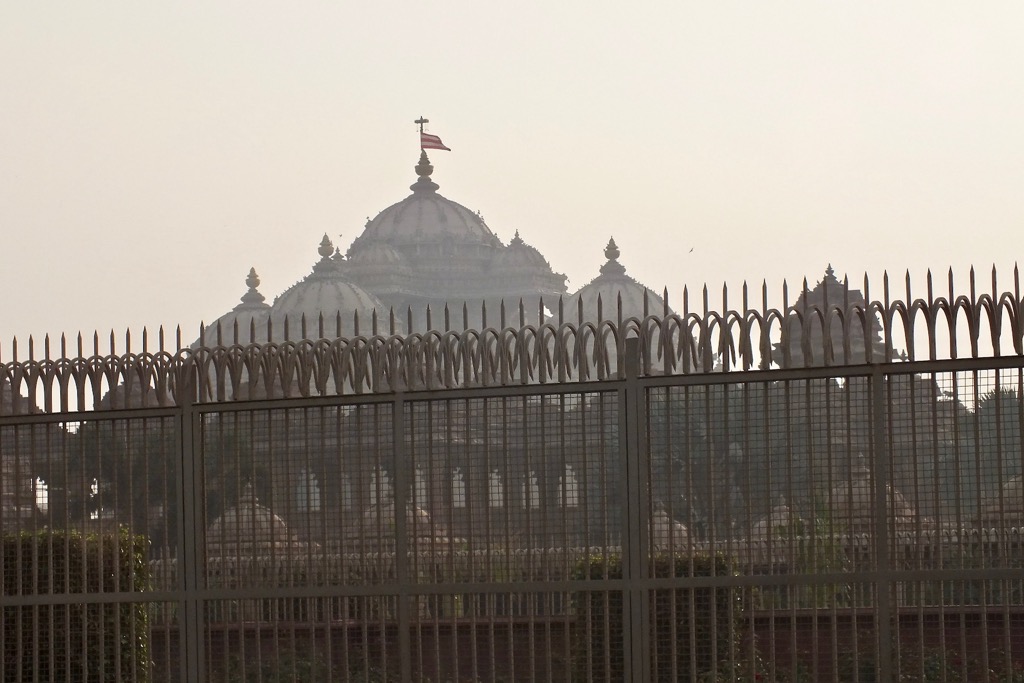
[4,269,1024,681]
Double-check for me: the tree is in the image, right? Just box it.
[953,387,1023,523]
[52,414,259,558]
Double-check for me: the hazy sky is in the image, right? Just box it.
[3,3,1023,348]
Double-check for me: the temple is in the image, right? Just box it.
[204,150,664,340]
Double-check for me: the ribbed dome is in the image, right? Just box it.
[348,241,413,273]
[651,509,690,551]
[828,467,916,533]
[270,235,392,337]
[206,484,300,556]
[348,152,503,255]
[567,238,670,324]
[492,231,554,272]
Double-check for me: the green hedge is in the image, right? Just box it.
[2,528,150,683]
[571,553,748,682]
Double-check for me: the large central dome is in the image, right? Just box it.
[342,151,566,329]
[348,151,502,261]
[204,143,684,338]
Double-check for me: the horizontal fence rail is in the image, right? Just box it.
[4,268,1024,681]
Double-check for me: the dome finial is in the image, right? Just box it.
[825,263,836,279]
[311,234,340,277]
[239,267,266,307]
[415,150,433,178]
[318,234,334,259]
[411,151,439,193]
[598,237,627,277]
[604,237,620,261]
[245,267,260,290]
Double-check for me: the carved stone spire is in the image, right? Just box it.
[411,150,439,194]
[318,234,334,259]
[604,237,620,261]
[599,237,626,277]
[237,267,267,308]
[311,234,338,276]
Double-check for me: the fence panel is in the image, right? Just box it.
[7,269,1024,680]
[2,413,182,682]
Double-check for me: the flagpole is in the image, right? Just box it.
[414,116,429,149]
[415,117,451,152]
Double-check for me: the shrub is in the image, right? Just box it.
[1,528,150,682]
[571,553,748,682]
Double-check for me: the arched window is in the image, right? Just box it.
[414,467,429,507]
[296,468,321,512]
[339,475,353,510]
[34,477,48,513]
[523,471,541,509]
[452,469,467,508]
[558,465,579,508]
[488,470,504,508]
[370,468,391,507]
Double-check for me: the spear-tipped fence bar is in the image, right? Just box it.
[2,267,1023,414]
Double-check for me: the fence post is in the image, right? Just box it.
[871,365,894,683]
[392,392,413,683]
[176,370,205,683]
[622,336,651,682]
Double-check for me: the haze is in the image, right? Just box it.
[2,3,1023,346]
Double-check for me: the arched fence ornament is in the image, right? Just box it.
[3,266,1024,415]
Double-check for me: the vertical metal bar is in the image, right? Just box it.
[392,393,412,683]
[177,377,205,683]
[617,369,634,680]
[872,365,893,683]
[623,336,650,682]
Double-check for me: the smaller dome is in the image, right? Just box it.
[492,231,557,273]
[202,267,272,345]
[206,484,301,556]
[828,467,916,533]
[270,236,395,338]
[651,508,690,551]
[567,237,671,324]
[751,503,801,541]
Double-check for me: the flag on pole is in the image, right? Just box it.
[420,132,451,151]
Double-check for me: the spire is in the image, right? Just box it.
[318,234,333,259]
[604,237,620,261]
[599,237,626,277]
[510,229,525,247]
[236,267,268,309]
[312,234,340,276]
[411,150,439,194]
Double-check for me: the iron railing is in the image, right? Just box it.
[3,269,1024,681]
